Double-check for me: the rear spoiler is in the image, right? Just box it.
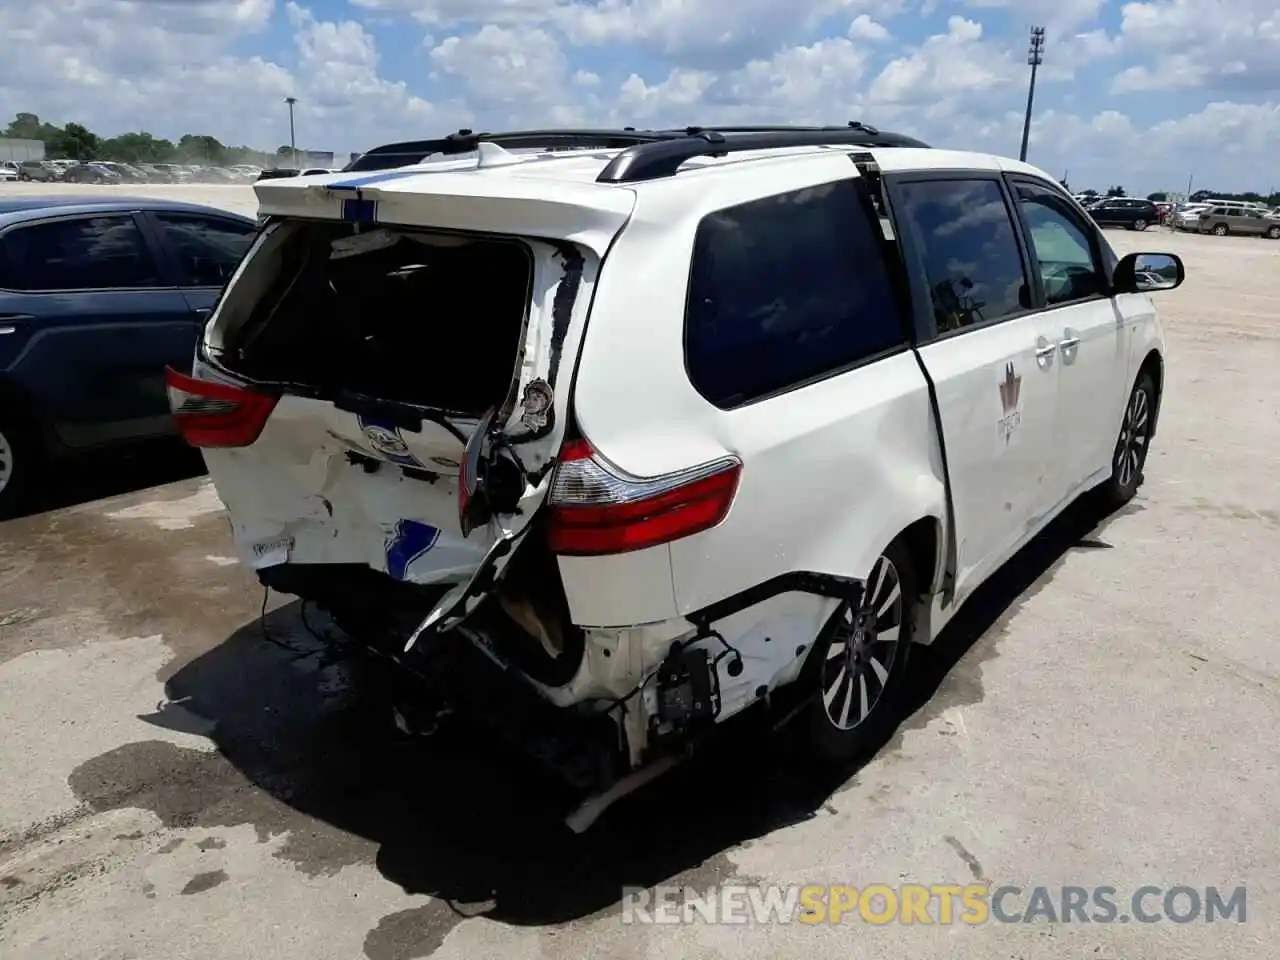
[252,168,637,258]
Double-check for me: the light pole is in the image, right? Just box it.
[1018,26,1045,163]
[284,96,298,170]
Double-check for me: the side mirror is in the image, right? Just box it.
[1114,252,1184,294]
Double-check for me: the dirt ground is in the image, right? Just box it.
[0,184,1277,959]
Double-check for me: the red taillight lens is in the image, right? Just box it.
[546,438,741,556]
[164,366,278,448]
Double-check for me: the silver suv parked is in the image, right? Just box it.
[1198,204,1280,238]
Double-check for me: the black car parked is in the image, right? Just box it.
[1085,197,1160,232]
[0,196,258,516]
[256,168,301,181]
[63,162,119,184]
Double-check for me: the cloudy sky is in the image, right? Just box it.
[2,0,1276,193]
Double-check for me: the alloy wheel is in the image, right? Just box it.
[0,427,13,496]
[1213,224,1228,236]
[1133,219,1147,231]
[821,555,903,731]
[1115,384,1150,489]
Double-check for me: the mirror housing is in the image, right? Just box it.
[1114,252,1184,295]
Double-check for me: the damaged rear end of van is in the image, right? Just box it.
[168,167,691,828]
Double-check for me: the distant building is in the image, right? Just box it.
[0,138,45,162]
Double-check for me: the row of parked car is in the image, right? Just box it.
[0,159,267,185]
[1167,199,1280,238]
[1070,193,1280,238]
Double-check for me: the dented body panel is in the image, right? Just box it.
[198,225,608,599]
[181,138,1171,832]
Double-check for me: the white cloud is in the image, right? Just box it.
[550,0,907,65]
[349,0,561,27]
[1111,0,1280,93]
[959,0,1104,33]
[848,14,890,41]
[614,38,872,126]
[430,24,569,106]
[869,17,1015,107]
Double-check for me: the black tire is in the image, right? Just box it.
[803,539,916,762]
[1132,219,1148,231]
[1212,223,1228,236]
[1267,225,1280,240]
[0,404,40,520]
[1100,370,1156,506]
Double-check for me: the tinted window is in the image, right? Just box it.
[0,215,159,291]
[154,214,255,286]
[684,179,906,408]
[896,179,1030,334]
[1014,181,1106,305]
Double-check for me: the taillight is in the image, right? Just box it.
[546,437,741,556]
[164,366,278,448]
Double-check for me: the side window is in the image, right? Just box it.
[0,215,159,291]
[153,214,256,287]
[684,179,906,408]
[1012,181,1107,306]
[895,178,1030,334]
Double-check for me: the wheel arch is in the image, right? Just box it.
[0,373,61,455]
[1137,348,1164,439]
[898,514,944,598]
[0,374,37,419]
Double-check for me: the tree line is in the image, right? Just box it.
[1069,185,1279,206]
[2,112,304,167]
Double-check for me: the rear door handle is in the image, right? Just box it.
[0,314,34,334]
[1035,343,1057,358]
[1059,336,1081,348]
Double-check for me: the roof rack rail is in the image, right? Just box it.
[343,128,684,172]
[595,123,930,184]
[343,123,928,175]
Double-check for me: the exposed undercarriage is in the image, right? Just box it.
[255,556,765,830]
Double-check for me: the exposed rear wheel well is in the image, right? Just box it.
[1138,349,1163,437]
[0,376,29,410]
[897,516,942,597]
[0,377,40,435]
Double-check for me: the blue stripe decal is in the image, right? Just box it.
[341,198,377,223]
[385,520,442,581]
[326,170,427,190]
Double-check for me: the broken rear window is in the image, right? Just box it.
[218,222,534,416]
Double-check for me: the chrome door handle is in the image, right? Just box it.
[1059,336,1081,348]
[1035,344,1057,358]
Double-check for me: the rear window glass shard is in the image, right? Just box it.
[215,221,534,417]
[684,178,907,409]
